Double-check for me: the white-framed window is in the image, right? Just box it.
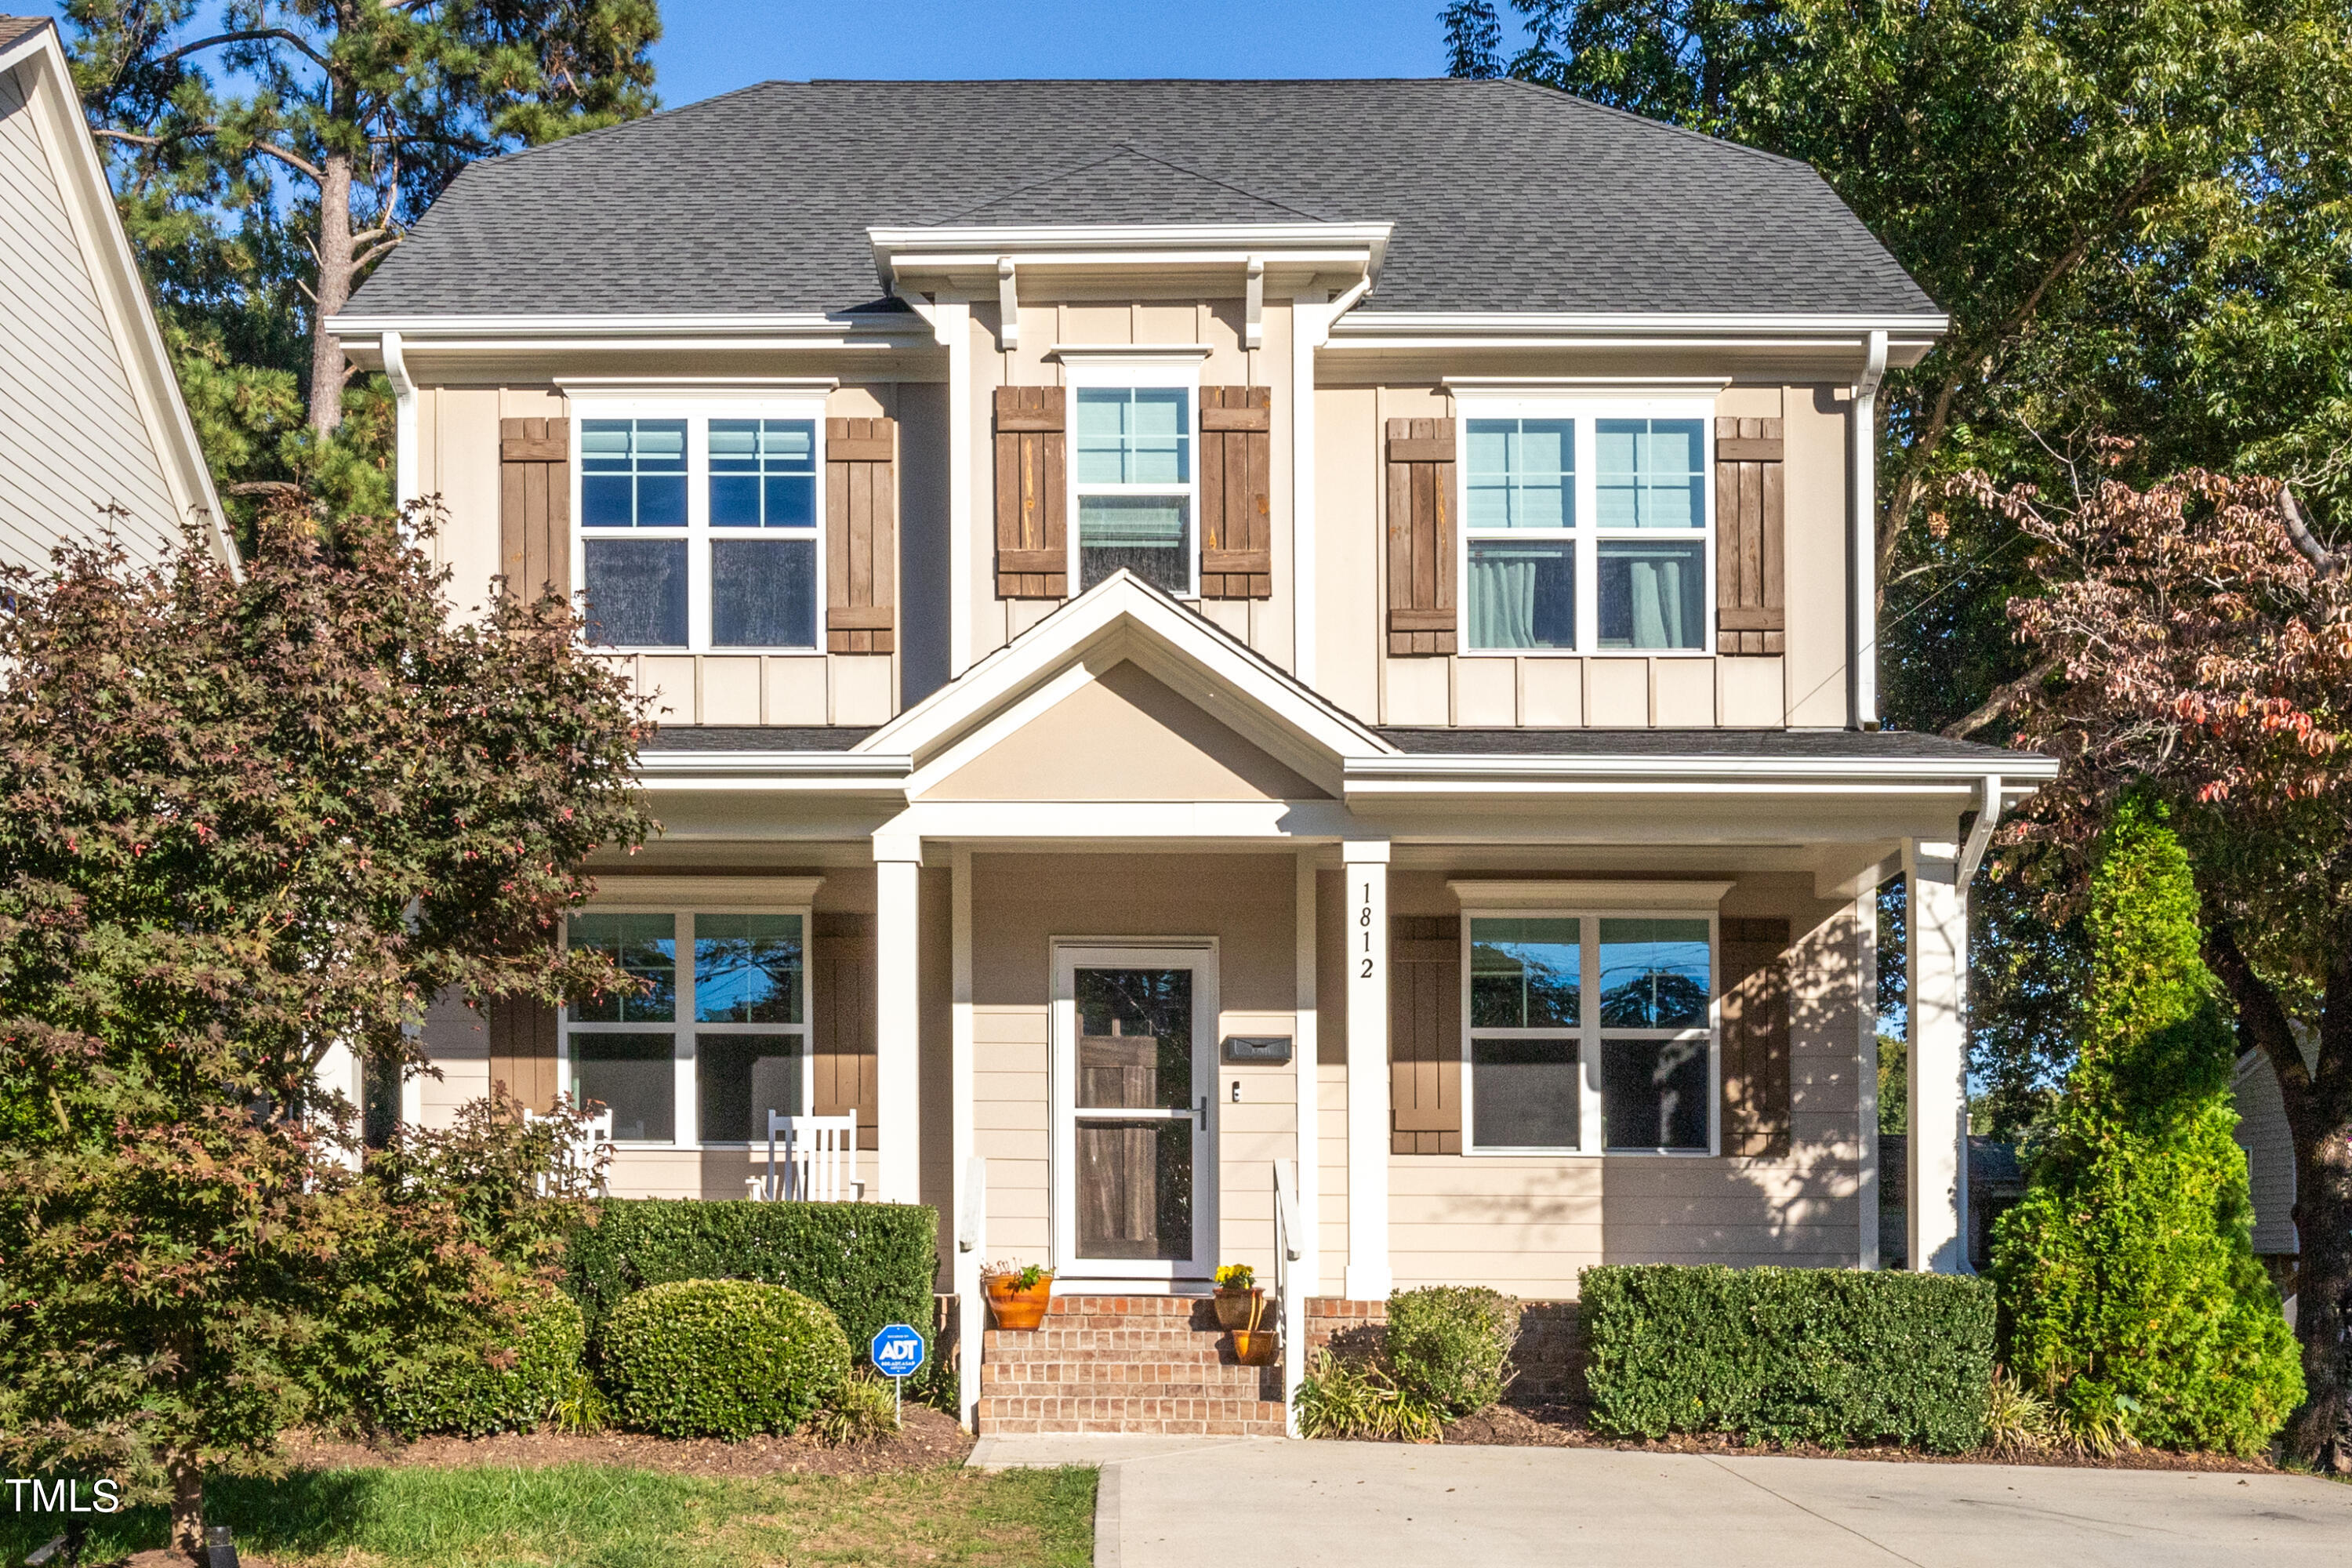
[573,397,826,652]
[561,908,812,1145]
[1459,397,1714,655]
[1462,909,1716,1155]
[1067,361,1199,597]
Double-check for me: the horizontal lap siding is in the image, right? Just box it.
[976,1005,1052,1258]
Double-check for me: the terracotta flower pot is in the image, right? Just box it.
[1212,1287,1264,1330]
[1231,1327,1279,1366]
[984,1272,1054,1330]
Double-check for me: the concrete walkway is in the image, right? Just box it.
[967,1434,2351,1567]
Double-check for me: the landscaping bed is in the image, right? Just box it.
[1436,1399,2285,1473]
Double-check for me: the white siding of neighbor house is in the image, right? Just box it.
[2233,1050,2298,1255]
[0,64,182,568]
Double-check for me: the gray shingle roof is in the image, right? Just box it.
[0,16,53,49]
[350,78,1936,319]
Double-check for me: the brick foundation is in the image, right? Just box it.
[1305,1296,1586,1404]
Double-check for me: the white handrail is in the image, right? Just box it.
[1274,1157,1303,1263]
[957,1155,985,1431]
[1274,1157,1305,1437]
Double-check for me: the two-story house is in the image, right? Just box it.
[329,78,2056,1436]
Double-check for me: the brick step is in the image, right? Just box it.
[983,1370,1276,1396]
[984,1334,1251,1359]
[976,1394,1287,1438]
[977,1294,1288,1436]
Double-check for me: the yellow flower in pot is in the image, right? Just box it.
[982,1261,1054,1331]
[1212,1262,1262,1330]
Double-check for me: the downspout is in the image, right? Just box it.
[1849,328,1889,730]
[383,329,419,521]
[1291,274,1373,688]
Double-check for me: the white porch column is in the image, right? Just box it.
[874,835,924,1204]
[1904,839,1968,1273]
[1288,851,1320,1432]
[949,845,981,1428]
[1856,884,1882,1272]
[1341,840,1391,1301]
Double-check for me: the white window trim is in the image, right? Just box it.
[560,903,817,1149]
[1458,906,1720,1158]
[1454,394,1717,658]
[1062,359,1203,601]
[569,394,829,655]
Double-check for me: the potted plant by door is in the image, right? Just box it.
[982,1261,1054,1330]
[1212,1264,1263,1330]
[1230,1287,1278,1366]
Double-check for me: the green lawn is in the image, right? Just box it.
[0,1465,1097,1568]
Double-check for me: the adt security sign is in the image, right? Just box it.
[871,1323,925,1419]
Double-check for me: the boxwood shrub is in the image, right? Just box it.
[1386,1286,1519,1417]
[601,1279,851,1437]
[378,1288,586,1438]
[1582,1264,1995,1453]
[562,1199,937,1367]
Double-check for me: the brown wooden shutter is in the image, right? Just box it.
[826,417,897,652]
[1200,387,1272,598]
[487,997,561,1114]
[1719,916,1791,1157]
[499,417,570,601]
[811,913,879,1144]
[994,387,1067,597]
[1715,417,1785,655]
[1386,419,1457,654]
[1391,915,1462,1153]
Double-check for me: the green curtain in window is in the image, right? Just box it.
[1470,550,1537,648]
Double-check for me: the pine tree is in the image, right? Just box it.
[1991,797,2302,1454]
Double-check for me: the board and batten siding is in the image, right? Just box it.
[412,381,919,726]
[0,65,181,568]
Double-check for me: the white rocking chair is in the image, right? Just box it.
[525,1107,612,1196]
[756,1111,863,1203]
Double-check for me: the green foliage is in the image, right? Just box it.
[807,1370,902,1447]
[0,512,651,1541]
[1992,799,2303,1455]
[1292,1351,1444,1443]
[1384,1286,1519,1417]
[599,1280,851,1439]
[1983,1366,2061,1454]
[562,1199,939,1370]
[377,1288,586,1439]
[1581,1265,1997,1453]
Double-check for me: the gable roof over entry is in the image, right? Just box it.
[346,78,1939,321]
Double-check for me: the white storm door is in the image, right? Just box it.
[1051,942,1218,1280]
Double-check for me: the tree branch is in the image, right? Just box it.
[350,236,405,270]
[246,140,325,183]
[92,127,167,149]
[2279,486,2336,575]
[2203,916,2313,1097]
[1941,654,2062,739]
[157,28,333,74]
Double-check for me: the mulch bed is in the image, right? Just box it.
[281,1402,975,1479]
[1433,1399,2282,1472]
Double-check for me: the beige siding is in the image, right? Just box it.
[976,1004,1053,1261]
[415,993,492,1130]
[415,379,917,723]
[0,65,180,566]
[1311,378,1849,729]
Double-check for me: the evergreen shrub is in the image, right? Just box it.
[1582,1265,1996,1452]
[1385,1286,1519,1417]
[561,1198,936,1367]
[1991,797,2302,1454]
[599,1279,851,1437]
[377,1287,586,1438]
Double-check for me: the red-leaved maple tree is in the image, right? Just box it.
[1980,457,2351,1466]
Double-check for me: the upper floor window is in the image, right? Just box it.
[576,403,822,652]
[1461,401,1712,654]
[1072,375,1196,597]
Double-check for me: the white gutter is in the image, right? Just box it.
[1851,328,1889,730]
[382,330,418,509]
[1346,753,2054,786]
[329,311,931,341]
[1325,310,1948,337]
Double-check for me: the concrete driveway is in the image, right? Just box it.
[968,1434,2351,1567]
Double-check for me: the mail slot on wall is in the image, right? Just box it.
[1222,1035,1293,1065]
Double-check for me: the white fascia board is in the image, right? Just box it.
[856,572,1393,769]
[632,753,910,792]
[1345,752,2056,787]
[1330,310,1950,337]
[871,222,1391,291]
[879,799,1362,841]
[7,24,232,570]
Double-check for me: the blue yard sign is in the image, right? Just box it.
[871,1323,926,1379]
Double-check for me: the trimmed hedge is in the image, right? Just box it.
[1583,1265,1995,1453]
[378,1289,586,1438]
[1386,1286,1519,1417]
[562,1199,937,1367]
[601,1279,851,1437]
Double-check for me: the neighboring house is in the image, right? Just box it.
[0,18,229,570]
[2234,1048,2299,1266]
[330,78,2056,1433]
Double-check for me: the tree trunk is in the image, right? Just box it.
[168,1453,204,1563]
[307,150,355,436]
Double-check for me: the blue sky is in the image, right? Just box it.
[38,1,1490,109]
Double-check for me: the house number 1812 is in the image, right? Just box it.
[1359,882,1374,978]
